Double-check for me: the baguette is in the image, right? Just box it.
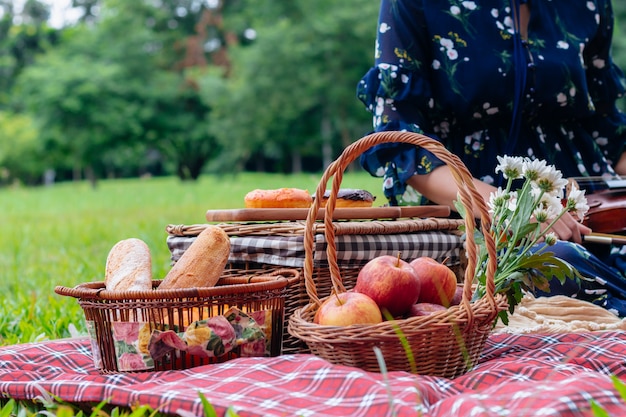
[158,225,230,290]
[105,238,153,292]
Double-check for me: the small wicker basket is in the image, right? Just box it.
[287,131,509,378]
[55,268,299,373]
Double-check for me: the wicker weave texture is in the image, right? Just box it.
[166,217,464,238]
[288,131,509,378]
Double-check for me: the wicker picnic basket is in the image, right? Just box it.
[287,131,509,378]
[166,216,466,355]
[55,268,299,373]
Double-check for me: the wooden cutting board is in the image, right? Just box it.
[205,205,451,222]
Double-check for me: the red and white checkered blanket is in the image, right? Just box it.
[1,331,625,416]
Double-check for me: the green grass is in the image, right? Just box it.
[0,171,381,345]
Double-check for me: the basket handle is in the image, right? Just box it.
[302,131,497,312]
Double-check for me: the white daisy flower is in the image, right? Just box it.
[565,184,589,221]
[533,191,564,220]
[523,158,549,181]
[544,233,558,246]
[495,155,525,179]
[533,166,569,196]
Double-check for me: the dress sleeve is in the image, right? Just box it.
[581,0,626,163]
[356,0,445,204]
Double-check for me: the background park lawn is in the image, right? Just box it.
[0,172,381,346]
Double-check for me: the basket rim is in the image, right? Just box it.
[166,217,465,238]
[55,269,300,300]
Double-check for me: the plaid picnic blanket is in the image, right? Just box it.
[167,231,464,268]
[1,331,625,416]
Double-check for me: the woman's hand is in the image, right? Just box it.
[543,211,591,244]
[407,167,591,244]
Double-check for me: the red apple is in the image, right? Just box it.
[407,302,448,317]
[410,257,458,307]
[354,254,421,317]
[450,285,464,306]
[314,292,383,326]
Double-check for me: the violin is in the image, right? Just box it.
[570,176,626,235]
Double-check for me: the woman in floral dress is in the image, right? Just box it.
[357,0,626,314]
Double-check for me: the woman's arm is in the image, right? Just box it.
[406,166,591,244]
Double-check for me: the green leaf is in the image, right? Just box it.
[0,400,16,417]
[199,391,219,417]
[453,198,467,219]
[589,400,611,417]
[612,374,626,401]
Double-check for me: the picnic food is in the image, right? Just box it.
[317,188,376,208]
[105,238,153,292]
[407,302,448,317]
[158,225,230,290]
[410,257,458,307]
[244,188,313,208]
[314,292,383,326]
[354,254,422,317]
[450,286,464,306]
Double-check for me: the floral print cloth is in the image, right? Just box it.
[357,0,626,205]
[88,307,270,372]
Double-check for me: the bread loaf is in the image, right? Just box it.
[105,238,153,292]
[244,188,312,208]
[158,225,230,290]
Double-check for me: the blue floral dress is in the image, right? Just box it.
[357,0,626,315]
[358,0,626,204]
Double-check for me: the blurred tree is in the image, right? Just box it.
[0,0,59,109]
[71,0,101,24]
[0,111,42,185]
[12,0,231,183]
[19,0,50,25]
[203,0,377,173]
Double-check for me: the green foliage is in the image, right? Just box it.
[2,0,381,184]
[8,0,225,183]
[205,0,377,172]
[15,52,143,177]
[0,3,60,108]
[0,111,43,184]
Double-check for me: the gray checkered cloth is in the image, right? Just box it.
[167,231,464,268]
